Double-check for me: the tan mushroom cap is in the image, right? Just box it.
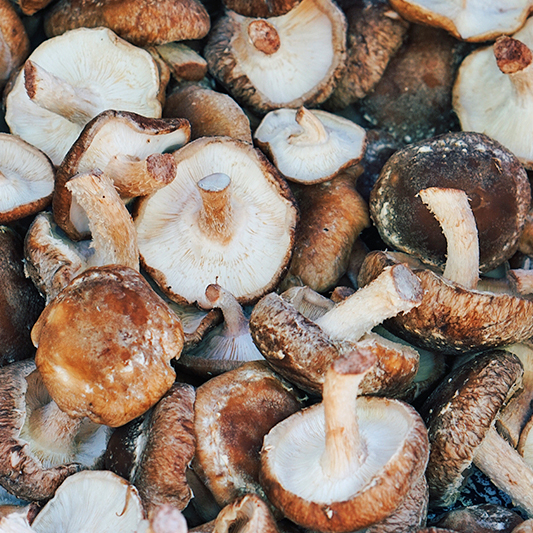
[389,0,533,42]
[254,107,366,184]
[44,0,210,46]
[53,110,190,241]
[134,136,298,308]
[5,27,163,166]
[453,19,533,168]
[205,0,347,114]
[0,0,30,87]
[32,265,184,427]
[260,349,429,532]
[0,134,54,224]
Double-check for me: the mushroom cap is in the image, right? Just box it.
[369,132,531,273]
[419,350,523,508]
[0,0,30,87]
[389,0,533,42]
[30,470,145,532]
[453,19,533,169]
[44,0,210,46]
[260,395,429,532]
[222,0,301,18]
[53,110,190,241]
[254,108,366,184]
[32,265,184,427]
[5,27,163,166]
[0,134,54,224]
[134,136,298,308]
[204,0,347,114]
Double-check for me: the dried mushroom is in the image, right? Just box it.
[0,0,29,89]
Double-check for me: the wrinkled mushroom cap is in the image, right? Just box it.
[5,27,163,166]
[32,265,184,427]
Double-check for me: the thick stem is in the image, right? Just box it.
[508,269,533,296]
[418,187,479,289]
[248,20,280,55]
[474,425,533,516]
[205,284,248,337]
[494,37,533,103]
[24,60,101,125]
[288,107,329,145]
[105,153,176,198]
[320,349,376,478]
[197,173,234,245]
[65,171,139,270]
[315,263,423,343]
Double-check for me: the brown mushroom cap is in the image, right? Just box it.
[32,265,184,427]
[222,0,301,18]
[44,0,211,46]
[369,132,531,273]
[204,0,347,114]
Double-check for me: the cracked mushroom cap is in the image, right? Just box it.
[260,349,429,532]
[0,0,29,88]
[453,21,533,169]
[134,136,298,308]
[5,27,163,166]
[53,110,190,241]
[204,0,347,114]
[0,134,54,224]
[254,107,366,184]
[369,132,531,273]
[44,0,210,47]
[30,470,145,532]
[388,0,533,42]
[31,265,184,427]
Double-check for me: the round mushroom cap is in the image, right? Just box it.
[44,0,210,47]
[389,0,533,42]
[260,396,429,532]
[204,0,347,114]
[5,27,163,166]
[369,132,531,272]
[453,19,533,169]
[0,134,54,224]
[134,136,298,308]
[32,265,184,427]
[254,107,366,184]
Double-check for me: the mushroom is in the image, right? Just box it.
[419,349,533,515]
[0,0,30,89]
[193,361,304,507]
[204,0,347,114]
[369,132,531,273]
[222,0,301,18]
[44,0,210,47]
[260,348,429,532]
[5,27,164,165]
[153,43,208,83]
[52,110,190,241]
[31,264,184,428]
[134,136,298,308]
[453,23,533,169]
[254,107,366,184]
[0,360,110,502]
[388,0,533,42]
[30,470,145,532]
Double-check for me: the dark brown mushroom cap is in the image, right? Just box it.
[369,132,531,272]
[32,265,184,427]
[193,361,304,507]
[44,0,210,46]
[0,361,83,502]
[222,0,301,18]
[358,250,533,355]
[0,0,30,87]
[419,350,523,508]
[0,226,45,366]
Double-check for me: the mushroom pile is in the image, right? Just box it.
[2,1,533,532]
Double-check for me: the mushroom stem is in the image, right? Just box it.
[205,284,248,337]
[493,37,533,100]
[24,60,101,126]
[474,425,533,516]
[104,153,177,198]
[288,107,329,145]
[320,349,376,478]
[65,171,139,270]
[418,187,479,289]
[197,173,234,244]
[247,20,281,55]
[315,263,423,343]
